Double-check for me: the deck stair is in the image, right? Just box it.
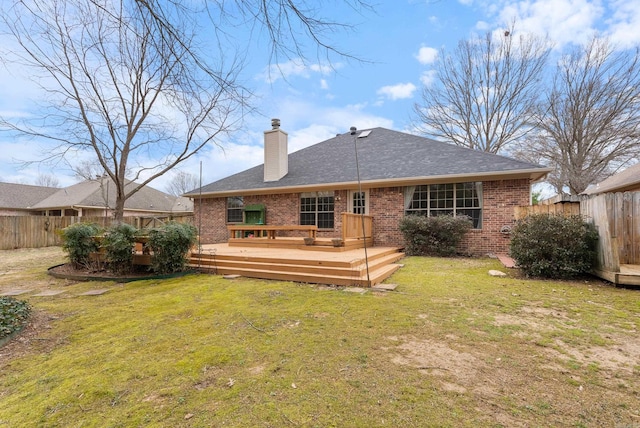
[189,245,404,287]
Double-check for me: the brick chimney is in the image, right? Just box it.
[263,118,288,182]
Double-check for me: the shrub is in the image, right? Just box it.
[60,222,102,268]
[509,214,598,279]
[399,214,472,257]
[103,223,137,274]
[147,222,198,274]
[0,297,31,340]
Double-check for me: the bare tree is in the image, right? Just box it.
[1,0,371,221]
[524,37,640,195]
[414,26,551,153]
[35,173,60,188]
[166,171,199,196]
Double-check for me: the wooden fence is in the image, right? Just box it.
[514,202,581,220]
[0,215,194,250]
[581,192,640,271]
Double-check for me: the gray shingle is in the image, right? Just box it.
[188,127,549,196]
[0,182,58,209]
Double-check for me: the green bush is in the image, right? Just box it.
[399,214,472,257]
[0,297,31,340]
[103,223,137,274]
[509,214,598,279]
[147,222,198,274]
[60,222,102,268]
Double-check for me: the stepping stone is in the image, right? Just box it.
[223,274,242,280]
[32,290,67,297]
[371,283,398,291]
[343,287,366,294]
[79,289,110,296]
[488,270,507,277]
[496,254,516,268]
[0,289,33,296]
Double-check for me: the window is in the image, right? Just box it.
[405,182,482,228]
[300,191,334,229]
[349,190,368,214]
[226,196,244,223]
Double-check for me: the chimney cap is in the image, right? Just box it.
[271,118,281,129]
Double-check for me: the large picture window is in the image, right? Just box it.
[300,191,335,229]
[405,182,482,228]
[226,196,244,223]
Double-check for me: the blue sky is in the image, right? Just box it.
[1,0,639,193]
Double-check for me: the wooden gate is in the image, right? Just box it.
[581,192,640,271]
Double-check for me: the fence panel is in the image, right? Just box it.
[514,202,581,219]
[0,215,194,250]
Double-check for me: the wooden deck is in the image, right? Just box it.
[189,241,404,287]
[593,264,640,287]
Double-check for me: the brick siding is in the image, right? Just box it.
[193,178,530,256]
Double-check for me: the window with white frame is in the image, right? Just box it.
[300,191,335,229]
[349,190,368,215]
[404,182,482,228]
[226,196,244,223]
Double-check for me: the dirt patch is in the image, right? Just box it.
[0,310,68,370]
[387,336,481,387]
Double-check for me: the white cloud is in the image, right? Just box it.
[420,70,438,87]
[468,0,605,48]
[376,83,418,100]
[415,46,439,65]
[606,0,640,47]
[320,79,329,90]
[502,0,603,47]
[258,59,343,84]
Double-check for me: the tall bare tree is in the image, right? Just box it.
[35,173,60,188]
[1,0,371,220]
[525,37,640,195]
[414,27,551,153]
[166,171,199,197]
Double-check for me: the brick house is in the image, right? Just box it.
[187,120,550,256]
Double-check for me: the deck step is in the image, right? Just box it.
[189,247,404,287]
[195,262,403,287]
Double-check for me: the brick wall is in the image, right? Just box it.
[459,179,530,255]
[194,179,530,255]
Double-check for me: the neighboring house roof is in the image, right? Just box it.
[0,182,59,209]
[187,127,551,197]
[31,177,193,213]
[582,163,640,195]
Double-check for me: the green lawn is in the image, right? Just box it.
[1,248,638,427]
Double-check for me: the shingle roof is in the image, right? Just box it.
[582,163,640,195]
[187,127,550,196]
[31,177,193,213]
[0,182,59,209]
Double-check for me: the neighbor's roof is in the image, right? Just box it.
[186,127,551,197]
[31,177,193,213]
[0,182,59,209]
[582,163,640,195]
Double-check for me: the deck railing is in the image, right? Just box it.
[341,212,372,241]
